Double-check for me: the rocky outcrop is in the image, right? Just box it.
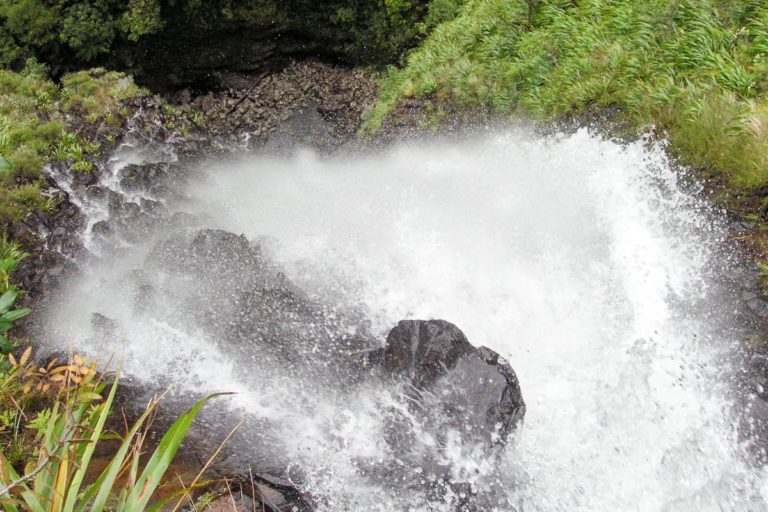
[176,61,378,151]
[354,320,526,510]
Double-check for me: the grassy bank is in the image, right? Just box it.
[366,0,768,192]
[0,62,145,236]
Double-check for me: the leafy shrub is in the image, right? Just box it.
[0,0,60,66]
[60,3,116,61]
[0,346,221,512]
[0,242,29,355]
[0,369,218,512]
[121,0,165,41]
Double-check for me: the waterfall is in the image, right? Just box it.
[39,128,767,511]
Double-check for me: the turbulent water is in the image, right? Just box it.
[40,128,768,511]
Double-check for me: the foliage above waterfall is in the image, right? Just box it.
[367,0,768,189]
[0,0,436,86]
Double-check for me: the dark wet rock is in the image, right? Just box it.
[66,166,101,189]
[91,313,119,340]
[203,474,311,512]
[85,185,109,202]
[91,220,112,239]
[377,320,525,445]
[347,320,526,510]
[137,227,377,382]
[749,298,768,319]
[382,319,474,387]
[14,191,86,297]
[16,250,76,296]
[118,162,187,198]
[139,198,167,216]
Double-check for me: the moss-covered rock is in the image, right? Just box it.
[0,63,148,236]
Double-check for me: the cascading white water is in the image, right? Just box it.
[43,128,768,511]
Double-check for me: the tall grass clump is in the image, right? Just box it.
[0,245,221,511]
[367,0,768,189]
[0,361,220,512]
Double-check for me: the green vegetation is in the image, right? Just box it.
[0,0,164,67]
[0,0,433,87]
[0,246,222,511]
[0,241,30,354]
[0,62,144,234]
[0,62,58,229]
[367,0,768,189]
[0,359,219,511]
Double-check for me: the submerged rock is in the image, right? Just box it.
[141,228,376,374]
[118,162,191,199]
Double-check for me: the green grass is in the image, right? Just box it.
[366,0,768,189]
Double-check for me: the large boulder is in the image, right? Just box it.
[376,319,525,447]
[347,320,527,510]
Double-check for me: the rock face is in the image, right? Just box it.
[181,61,378,151]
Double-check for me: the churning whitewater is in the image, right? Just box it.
[42,128,768,511]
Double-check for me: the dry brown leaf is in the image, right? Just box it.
[19,347,31,367]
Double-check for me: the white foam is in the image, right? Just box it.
[47,128,766,510]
